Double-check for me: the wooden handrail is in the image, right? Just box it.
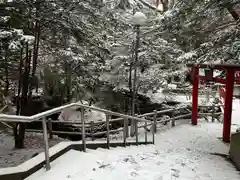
[110,106,188,122]
[0,103,150,123]
[0,102,192,172]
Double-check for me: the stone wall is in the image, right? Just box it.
[229,132,240,170]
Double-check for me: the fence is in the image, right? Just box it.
[0,102,225,171]
[0,102,194,171]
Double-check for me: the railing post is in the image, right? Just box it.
[135,118,138,146]
[212,104,215,122]
[123,118,127,147]
[144,121,147,144]
[81,107,86,152]
[153,110,157,133]
[91,121,94,141]
[106,114,110,149]
[171,114,176,127]
[130,119,135,137]
[47,118,53,140]
[192,67,199,125]
[125,118,129,137]
[42,117,50,170]
[152,121,155,144]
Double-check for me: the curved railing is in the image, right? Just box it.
[0,102,192,171]
[0,102,155,170]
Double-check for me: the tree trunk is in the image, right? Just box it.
[161,0,169,12]
[14,49,24,148]
[3,41,9,97]
[169,0,175,9]
[65,62,72,103]
[128,63,133,113]
[14,44,31,149]
[16,48,23,115]
[89,75,100,106]
[28,8,40,97]
[225,3,239,21]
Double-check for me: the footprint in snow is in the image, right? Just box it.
[171,168,180,178]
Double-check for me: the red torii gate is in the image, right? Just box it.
[187,63,240,143]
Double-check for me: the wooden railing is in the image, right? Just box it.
[0,102,223,171]
[26,106,191,140]
[0,103,155,171]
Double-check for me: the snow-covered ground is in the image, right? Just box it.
[0,131,64,168]
[26,121,240,180]
[148,91,214,105]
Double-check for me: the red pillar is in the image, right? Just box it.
[192,67,199,125]
[223,69,235,143]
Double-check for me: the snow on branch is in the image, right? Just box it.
[137,0,163,13]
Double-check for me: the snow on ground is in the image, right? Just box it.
[0,130,64,168]
[26,121,240,180]
[148,90,214,105]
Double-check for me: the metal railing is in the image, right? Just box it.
[0,103,222,171]
[0,103,156,171]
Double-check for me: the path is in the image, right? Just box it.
[26,121,240,180]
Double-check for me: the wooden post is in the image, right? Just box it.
[42,117,50,170]
[144,121,147,144]
[106,114,110,149]
[90,121,94,141]
[152,121,155,144]
[135,118,138,146]
[47,118,53,139]
[153,110,157,133]
[130,118,135,137]
[81,107,86,152]
[223,69,235,143]
[212,104,215,122]
[192,67,199,125]
[171,117,175,127]
[125,118,129,137]
[123,118,127,147]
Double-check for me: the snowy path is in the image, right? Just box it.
[26,122,239,180]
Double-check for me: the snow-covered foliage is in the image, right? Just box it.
[157,0,240,65]
[1,0,240,103]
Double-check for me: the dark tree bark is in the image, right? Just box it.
[161,0,169,12]
[64,62,72,103]
[16,48,23,115]
[227,7,239,20]
[3,41,9,97]
[14,44,31,149]
[225,3,239,21]
[28,2,41,97]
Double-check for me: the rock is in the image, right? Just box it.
[236,128,240,133]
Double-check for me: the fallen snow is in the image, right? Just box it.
[26,121,240,180]
[0,131,64,168]
[57,100,106,123]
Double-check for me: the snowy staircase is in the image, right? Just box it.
[0,102,192,180]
